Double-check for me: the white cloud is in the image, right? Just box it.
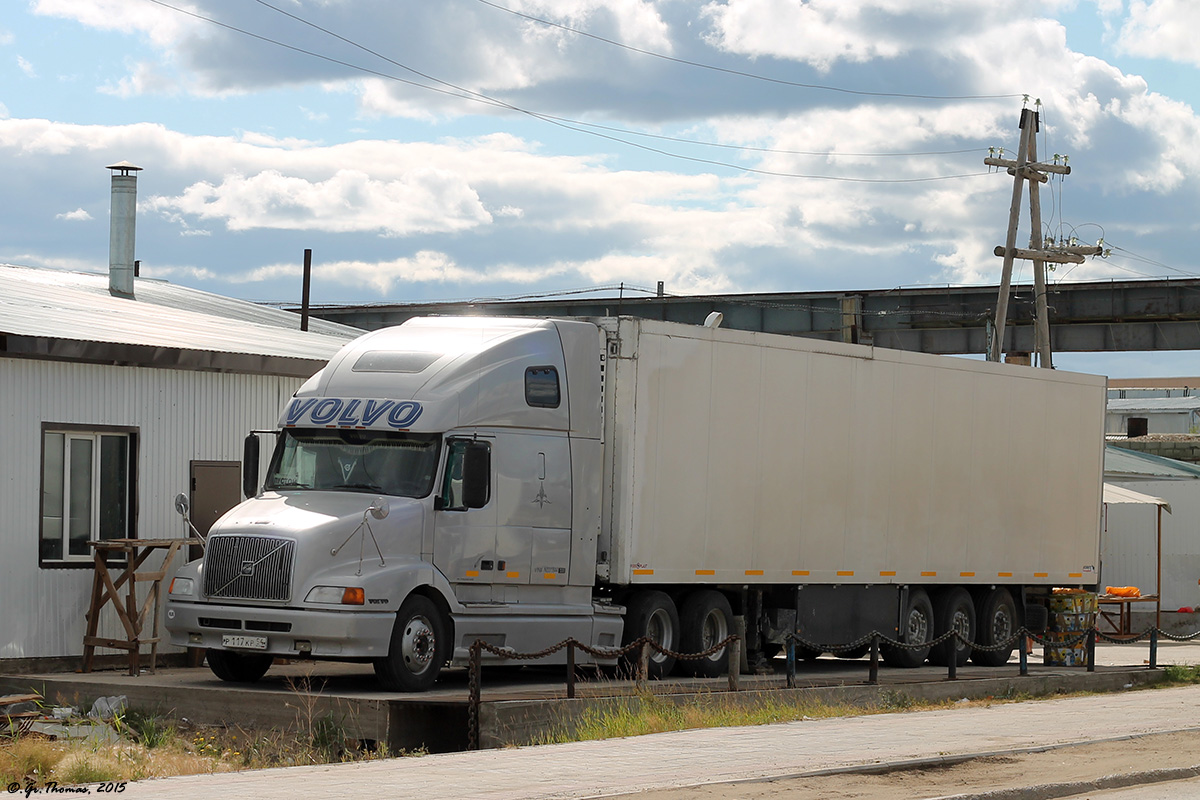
[150,168,493,236]
[299,106,328,123]
[16,55,36,77]
[0,102,8,120]
[55,208,92,221]
[33,0,194,47]
[98,61,181,97]
[1117,0,1200,66]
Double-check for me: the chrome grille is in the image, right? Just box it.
[203,535,295,601]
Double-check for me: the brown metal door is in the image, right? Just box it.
[190,460,242,540]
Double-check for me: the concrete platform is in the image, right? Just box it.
[1,640,1194,752]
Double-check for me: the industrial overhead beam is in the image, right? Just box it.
[300,277,1200,355]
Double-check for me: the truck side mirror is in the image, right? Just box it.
[243,432,260,499]
[461,442,491,509]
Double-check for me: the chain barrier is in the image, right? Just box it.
[466,624,1193,749]
[466,634,741,750]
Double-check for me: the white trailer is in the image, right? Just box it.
[165,316,1106,689]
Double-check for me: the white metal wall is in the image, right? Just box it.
[0,357,303,660]
[1102,479,1200,609]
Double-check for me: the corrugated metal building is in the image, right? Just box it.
[1103,445,1200,611]
[0,263,359,666]
[1106,396,1200,436]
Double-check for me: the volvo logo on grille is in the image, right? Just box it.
[240,561,255,576]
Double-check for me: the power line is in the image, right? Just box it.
[473,0,1024,102]
[143,0,1000,183]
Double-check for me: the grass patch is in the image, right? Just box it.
[1,678,417,787]
[1161,664,1200,685]
[533,679,1116,745]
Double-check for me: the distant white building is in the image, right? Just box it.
[0,262,358,668]
[1106,396,1200,437]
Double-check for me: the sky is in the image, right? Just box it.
[2,0,1200,378]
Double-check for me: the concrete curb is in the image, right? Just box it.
[929,765,1200,800]
[589,727,1200,799]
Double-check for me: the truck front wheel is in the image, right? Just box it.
[374,595,449,692]
[206,649,273,683]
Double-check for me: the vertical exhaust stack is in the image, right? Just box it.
[106,161,142,298]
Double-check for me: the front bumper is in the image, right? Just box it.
[165,599,395,659]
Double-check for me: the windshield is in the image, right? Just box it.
[264,429,441,498]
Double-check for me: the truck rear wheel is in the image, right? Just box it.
[882,588,934,668]
[374,595,449,692]
[972,587,1018,667]
[621,590,680,679]
[677,590,733,678]
[930,587,976,667]
[206,649,273,683]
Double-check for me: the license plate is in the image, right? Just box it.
[222,634,268,650]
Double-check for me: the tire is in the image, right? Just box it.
[930,587,976,667]
[374,594,450,692]
[206,649,273,683]
[882,588,934,668]
[621,590,680,679]
[972,587,1018,667]
[677,590,734,678]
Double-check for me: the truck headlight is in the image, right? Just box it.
[168,577,195,596]
[305,586,365,605]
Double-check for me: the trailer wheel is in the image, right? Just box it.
[930,587,976,667]
[206,649,273,683]
[374,594,449,692]
[621,590,680,679]
[882,588,934,668]
[678,590,734,678]
[972,588,1018,667]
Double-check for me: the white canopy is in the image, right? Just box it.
[1103,483,1172,514]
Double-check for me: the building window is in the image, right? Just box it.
[40,426,137,566]
[525,366,561,408]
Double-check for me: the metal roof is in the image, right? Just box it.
[1102,483,1172,511]
[1107,397,1200,413]
[1104,445,1200,480]
[0,263,360,375]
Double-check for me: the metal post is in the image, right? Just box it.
[1019,639,1028,676]
[948,643,957,681]
[1086,628,1096,673]
[637,640,649,689]
[785,638,796,689]
[301,248,312,332]
[868,634,880,685]
[1149,628,1158,670]
[727,637,741,692]
[468,641,482,751]
[567,640,576,698]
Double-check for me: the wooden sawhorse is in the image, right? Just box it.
[82,538,196,676]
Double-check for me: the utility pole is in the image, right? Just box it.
[985,107,1100,366]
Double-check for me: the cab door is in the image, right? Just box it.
[432,438,497,589]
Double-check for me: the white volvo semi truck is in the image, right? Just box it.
[165,316,1106,690]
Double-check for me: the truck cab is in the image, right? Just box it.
[165,316,620,690]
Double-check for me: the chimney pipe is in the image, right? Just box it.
[301,248,312,332]
[106,161,142,298]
